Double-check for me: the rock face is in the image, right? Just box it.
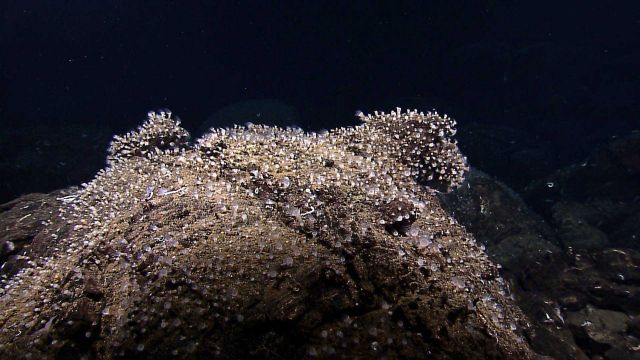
[0,109,533,359]
[440,134,640,360]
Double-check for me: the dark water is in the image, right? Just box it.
[2,1,639,202]
[1,2,639,358]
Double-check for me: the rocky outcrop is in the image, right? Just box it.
[440,133,640,359]
[0,109,533,359]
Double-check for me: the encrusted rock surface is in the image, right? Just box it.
[0,109,533,359]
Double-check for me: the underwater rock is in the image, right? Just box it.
[439,169,589,359]
[0,191,72,276]
[566,306,633,357]
[441,158,640,359]
[565,249,640,315]
[439,168,561,277]
[551,202,610,250]
[0,109,533,359]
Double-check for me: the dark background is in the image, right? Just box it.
[1,0,639,202]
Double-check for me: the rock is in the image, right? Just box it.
[524,132,640,251]
[551,202,610,250]
[526,325,589,360]
[594,248,640,284]
[0,109,534,359]
[557,294,586,312]
[0,191,71,277]
[439,169,561,279]
[609,212,640,249]
[604,347,640,360]
[566,305,633,357]
[439,161,640,359]
[83,276,104,300]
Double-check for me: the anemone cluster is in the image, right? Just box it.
[107,110,191,164]
[340,108,468,191]
[0,109,532,359]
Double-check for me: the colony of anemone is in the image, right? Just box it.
[0,109,533,359]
